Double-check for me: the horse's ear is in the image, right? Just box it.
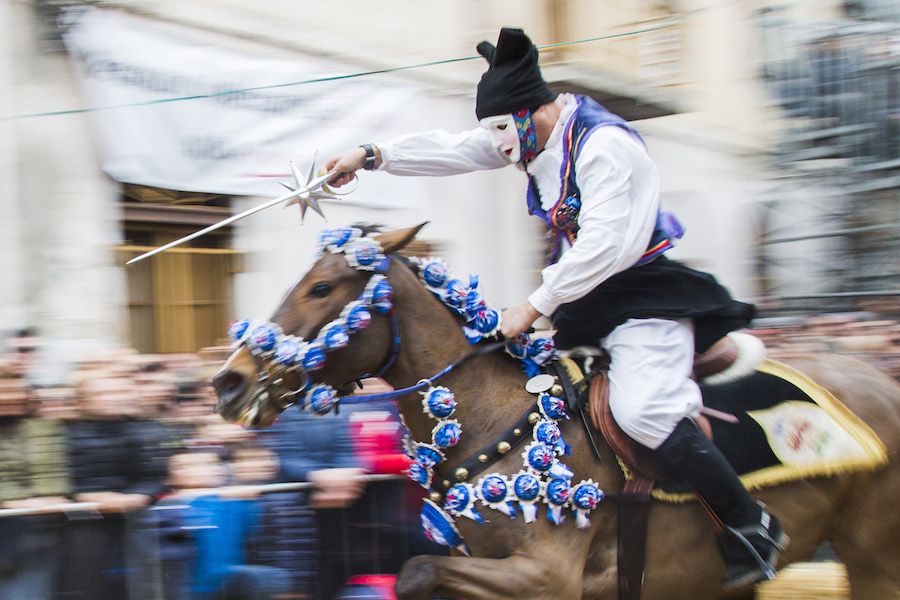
[375,223,428,255]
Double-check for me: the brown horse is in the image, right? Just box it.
[212,225,900,600]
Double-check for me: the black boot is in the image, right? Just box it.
[654,418,789,590]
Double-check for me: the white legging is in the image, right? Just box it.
[601,317,702,450]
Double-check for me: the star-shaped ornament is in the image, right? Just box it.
[282,156,339,223]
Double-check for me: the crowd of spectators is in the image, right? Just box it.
[0,329,434,600]
[0,313,897,599]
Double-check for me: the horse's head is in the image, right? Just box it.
[212,223,426,428]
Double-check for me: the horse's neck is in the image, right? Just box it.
[382,265,532,451]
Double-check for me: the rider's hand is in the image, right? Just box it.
[324,147,369,188]
[307,467,367,509]
[501,302,542,339]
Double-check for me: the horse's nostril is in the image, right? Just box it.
[213,370,247,403]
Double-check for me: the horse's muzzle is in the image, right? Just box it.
[212,368,248,414]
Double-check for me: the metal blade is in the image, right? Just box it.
[126,170,336,265]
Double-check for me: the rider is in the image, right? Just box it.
[325,27,786,589]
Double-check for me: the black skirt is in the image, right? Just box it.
[550,256,755,353]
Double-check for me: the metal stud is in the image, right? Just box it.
[442,480,451,489]
[430,491,443,503]
[497,441,511,454]
[550,384,564,397]
[528,412,541,424]
[513,428,522,436]
[478,454,489,463]
[454,467,469,481]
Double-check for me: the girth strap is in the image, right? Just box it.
[618,473,655,600]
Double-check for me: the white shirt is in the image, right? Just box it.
[378,94,660,317]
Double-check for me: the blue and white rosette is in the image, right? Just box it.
[341,237,384,271]
[305,383,338,415]
[317,226,361,254]
[534,419,570,456]
[476,473,516,518]
[504,333,557,375]
[228,318,256,345]
[413,442,445,468]
[522,442,572,480]
[298,341,326,371]
[420,499,469,556]
[443,483,483,523]
[416,257,449,288]
[406,460,432,489]
[571,479,604,529]
[538,392,570,421]
[442,278,468,310]
[522,441,554,475]
[512,471,542,523]
[273,336,303,365]
[463,308,500,344]
[504,333,531,360]
[317,319,350,350]
[544,478,572,525]
[341,301,372,332]
[363,275,393,314]
[247,322,282,354]
[421,386,456,420]
[431,419,461,450]
[526,336,556,366]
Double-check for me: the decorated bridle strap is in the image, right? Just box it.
[352,309,402,384]
[546,359,603,464]
[431,400,538,493]
[340,340,508,404]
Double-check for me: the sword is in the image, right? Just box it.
[126,168,337,266]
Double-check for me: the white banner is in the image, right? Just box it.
[61,7,419,197]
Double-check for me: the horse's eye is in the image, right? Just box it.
[309,282,333,299]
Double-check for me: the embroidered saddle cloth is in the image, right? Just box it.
[611,359,888,502]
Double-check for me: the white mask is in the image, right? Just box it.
[480,114,520,163]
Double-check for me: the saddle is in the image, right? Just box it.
[580,334,742,600]
[586,334,735,480]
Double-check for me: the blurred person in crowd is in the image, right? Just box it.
[160,449,291,600]
[326,27,782,590]
[0,329,71,600]
[57,351,177,600]
[230,445,313,599]
[0,328,40,382]
[346,403,449,580]
[258,406,367,599]
[157,451,223,600]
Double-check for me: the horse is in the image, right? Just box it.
[212,224,900,600]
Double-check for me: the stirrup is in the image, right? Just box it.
[720,513,789,590]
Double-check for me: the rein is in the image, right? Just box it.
[341,340,508,404]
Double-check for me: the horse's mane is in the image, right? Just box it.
[352,222,384,237]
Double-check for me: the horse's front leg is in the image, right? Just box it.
[395,553,585,600]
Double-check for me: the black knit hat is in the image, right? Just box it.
[475,28,556,120]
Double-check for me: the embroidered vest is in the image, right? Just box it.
[525,95,682,265]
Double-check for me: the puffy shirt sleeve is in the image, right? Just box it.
[378,127,510,176]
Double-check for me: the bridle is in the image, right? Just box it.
[226,226,551,419]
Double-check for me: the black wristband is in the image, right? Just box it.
[359,143,377,171]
